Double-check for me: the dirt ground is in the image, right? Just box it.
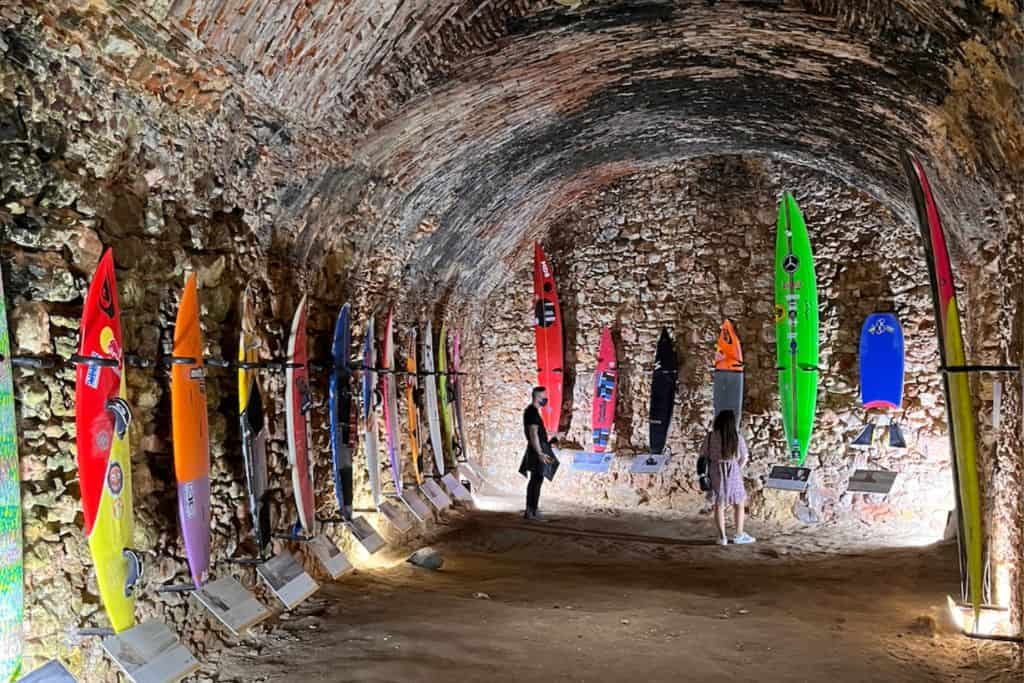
[215,496,1020,682]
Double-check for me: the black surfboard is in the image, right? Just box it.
[649,328,677,454]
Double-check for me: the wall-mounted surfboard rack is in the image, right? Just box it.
[419,478,452,510]
[765,465,812,492]
[100,620,200,683]
[345,517,386,554]
[441,473,473,502]
[629,452,671,474]
[190,576,271,637]
[4,353,476,389]
[17,659,77,682]
[256,551,319,611]
[307,534,354,579]
[939,364,1020,374]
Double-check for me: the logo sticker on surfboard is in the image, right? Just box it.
[299,378,313,415]
[184,483,196,519]
[95,430,112,451]
[99,276,116,319]
[107,462,124,496]
[868,318,895,335]
[86,352,103,389]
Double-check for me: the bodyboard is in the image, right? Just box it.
[859,313,904,410]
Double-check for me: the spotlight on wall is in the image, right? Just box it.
[945,596,1022,642]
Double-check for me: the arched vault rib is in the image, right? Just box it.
[303,1,980,300]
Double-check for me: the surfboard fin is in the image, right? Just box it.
[851,424,874,448]
[888,422,907,449]
[106,397,132,439]
[123,549,143,597]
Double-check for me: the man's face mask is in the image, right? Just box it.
[538,397,548,407]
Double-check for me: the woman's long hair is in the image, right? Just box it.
[713,410,738,460]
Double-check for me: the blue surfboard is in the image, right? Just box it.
[329,305,354,520]
[859,313,904,410]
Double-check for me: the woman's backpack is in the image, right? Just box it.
[697,454,712,492]
[697,432,712,492]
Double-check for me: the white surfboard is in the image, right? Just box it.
[382,311,402,492]
[422,321,446,475]
[362,315,382,506]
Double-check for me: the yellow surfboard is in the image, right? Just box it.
[88,375,135,632]
[405,328,423,485]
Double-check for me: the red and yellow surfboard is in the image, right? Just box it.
[75,249,139,631]
[902,151,984,623]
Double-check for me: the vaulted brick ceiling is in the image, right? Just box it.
[135,2,1024,295]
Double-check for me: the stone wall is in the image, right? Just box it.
[0,10,418,680]
[464,157,962,532]
[4,170,396,679]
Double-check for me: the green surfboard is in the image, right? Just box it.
[774,193,819,465]
[0,264,21,682]
[437,323,454,468]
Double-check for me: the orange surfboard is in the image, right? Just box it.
[171,273,211,586]
[712,320,744,422]
[714,320,743,371]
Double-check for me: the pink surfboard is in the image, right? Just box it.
[591,327,617,452]
[286,296,316,534]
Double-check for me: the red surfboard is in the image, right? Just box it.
[75,249,124,538]
[533,243,563,433]
[591,327,617,452]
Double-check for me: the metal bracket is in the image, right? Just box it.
[69,354,118,368]
[940,364,1020,374]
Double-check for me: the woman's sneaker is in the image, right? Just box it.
[716,537,729,546]
[732,533,756,545]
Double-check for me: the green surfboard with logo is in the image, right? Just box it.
[774,193,819,465]
[0,263,22,682]
[437,323,455,468]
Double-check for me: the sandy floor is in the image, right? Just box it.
[215,497,1019,682]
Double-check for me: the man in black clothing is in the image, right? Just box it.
[521,386,558,521]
